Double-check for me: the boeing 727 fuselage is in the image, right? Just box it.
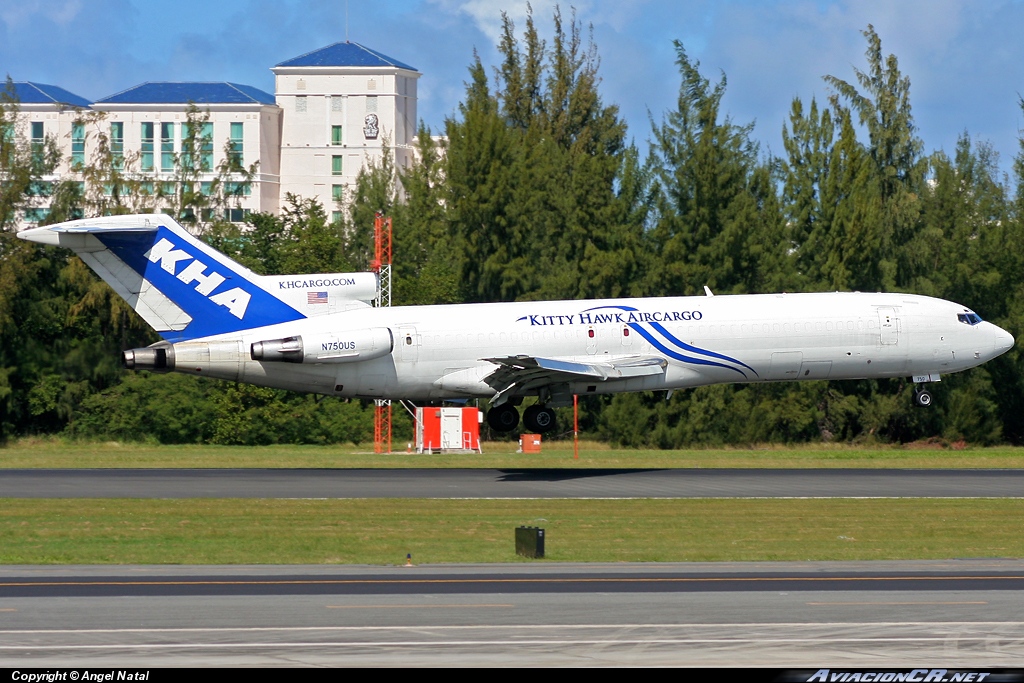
[19,214,1015,433]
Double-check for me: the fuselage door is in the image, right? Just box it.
[398,325,418,362]
[878,308,899,345]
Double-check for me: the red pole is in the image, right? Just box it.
[573,394,579,460]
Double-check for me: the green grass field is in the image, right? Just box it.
[2,498,1022,564]
[4,438,1024,469]
[5,440,1023,565]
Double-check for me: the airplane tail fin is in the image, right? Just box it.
[18,213,307,341]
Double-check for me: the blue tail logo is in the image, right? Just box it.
[96,226,305,341]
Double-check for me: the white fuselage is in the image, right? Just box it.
[168,292,1014,402]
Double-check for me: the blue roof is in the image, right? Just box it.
[96,82,275,105]
[8,82,91,107]
[276,41,417,71]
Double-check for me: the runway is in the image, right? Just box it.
[5,469,1023,666]
[3,467,1024,498]
[2,562,1024,666]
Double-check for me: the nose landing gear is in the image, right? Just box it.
[913,386,933,407]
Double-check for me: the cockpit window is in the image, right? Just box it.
[958,312,983,326]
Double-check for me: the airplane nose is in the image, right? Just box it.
[994,326,1015,356]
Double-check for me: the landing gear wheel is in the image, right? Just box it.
[523,405,557,433]
[487,404,520,432]
[914,388,933,407]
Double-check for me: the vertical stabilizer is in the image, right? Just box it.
[18,213,306,341]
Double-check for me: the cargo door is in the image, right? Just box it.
[768,351,803,381]
[878,307,900,345]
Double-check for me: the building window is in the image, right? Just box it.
[366,96,377,113]
[332,155,343,175]
[332,211,343,224]
[331,125,343,146]
[295,96,307,113]
[161,123,175,172]
[140,122,154,172]
[31,121,44,160]
[71,122,85,169]
[224,181,251,197]
[23,207,50,223]
[180,122,213,171]
[331,184,344,202]
[331,97,343,112]
[181,122,212,172]
[200,182,213,196]
[229,122,243,166]
[225,208,249,222]
[200,122,213,171]
[28,181,53,197]
[110,122,124,169]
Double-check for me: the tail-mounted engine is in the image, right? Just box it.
[250,328,393,364]
[122,344,174,372]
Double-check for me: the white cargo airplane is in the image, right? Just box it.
[18,214,1015,433]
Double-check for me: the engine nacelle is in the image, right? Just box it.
[251,327,393,364]
[122,344,174,372]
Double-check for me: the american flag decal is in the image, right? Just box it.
[307,291,328,305]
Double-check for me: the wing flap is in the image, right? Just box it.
[481,355,667,399]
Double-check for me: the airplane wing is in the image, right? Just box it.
[481,355,668,403]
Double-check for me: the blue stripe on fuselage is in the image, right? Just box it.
[626,323,748,378]
[583,304,755,377]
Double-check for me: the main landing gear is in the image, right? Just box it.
[523,405,557,433]
[487,404,557,433]
[913,386,933,408]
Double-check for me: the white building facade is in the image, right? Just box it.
[8,41,420,228]
[272,42,420,224]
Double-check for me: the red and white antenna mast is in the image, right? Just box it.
[372,212,393,454]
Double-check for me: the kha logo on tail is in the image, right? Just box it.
[144,238,251,319]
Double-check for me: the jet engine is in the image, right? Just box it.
[250,328,393,364]
[122,344,173,372]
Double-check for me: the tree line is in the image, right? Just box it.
[2,10,1022,447]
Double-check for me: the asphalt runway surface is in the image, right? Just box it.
[5,469,1023,666]
[3,467,1024,498]
[2,562,1024,666]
